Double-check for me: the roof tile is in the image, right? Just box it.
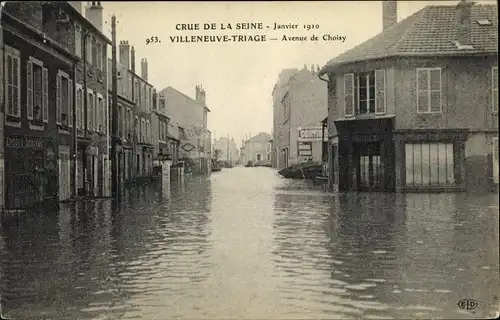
[321,4,498,73]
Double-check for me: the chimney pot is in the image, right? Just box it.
[382,0,397,30]
[131,46,135,73]
[86,1,104,32]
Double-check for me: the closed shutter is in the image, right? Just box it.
[27,61,34,119]
[68,79,73,127]
[375,69,386,114]
[56,74,62,124]
[344,73,354,117]
[42,67,49,122]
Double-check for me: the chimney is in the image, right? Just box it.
[85,1,103,33]
[141,58,148,81]
[119,40,130,69]
[131,46,136,73]
[195,85,206,105]
[69,2,83,15]
[456,0,474,46]
[382,0,397,30]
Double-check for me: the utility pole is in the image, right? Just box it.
[111,15,119,197]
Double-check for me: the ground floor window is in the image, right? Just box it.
[493,137,499,184]
[405,142,455,187]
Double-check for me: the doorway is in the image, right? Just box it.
[357,142,382,191]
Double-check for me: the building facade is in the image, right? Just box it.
[158,85,210,175]
[272,68,298,168]
[213,136,239,164]
[240,132,272,164]
[0,1,111,210]
[319,0,498,193]
[273,65,328,171]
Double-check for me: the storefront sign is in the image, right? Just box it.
[298,127,328,142]
[5,137,44,149]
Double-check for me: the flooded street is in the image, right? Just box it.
[1,167,499,319]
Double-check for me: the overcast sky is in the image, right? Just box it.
[100,0,495,146]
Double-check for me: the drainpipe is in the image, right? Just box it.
[72,61,77,198]
[318,72,331,188]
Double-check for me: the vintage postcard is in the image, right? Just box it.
[0,1,499,319]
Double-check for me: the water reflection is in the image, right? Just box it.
[0,168,498,319]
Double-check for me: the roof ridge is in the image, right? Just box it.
[392,6,429,53]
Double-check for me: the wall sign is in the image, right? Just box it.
[5,137,44,149]
[298,127,328,142]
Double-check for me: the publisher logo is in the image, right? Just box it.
[457,298,478,310]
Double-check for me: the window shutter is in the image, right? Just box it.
[375,69,386,114]
[27,61,34,120]
[13,56,21,117]
[42,67,49,122]
[6,55,13,115]
[68,79,73,127]
[417,69,429,113]
[493,67,498,113]
[344,73,354,117]
[94,94,98,132]
[56,74,62,124]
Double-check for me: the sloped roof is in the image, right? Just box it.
[319,3,498,75]
[159,86,211,112]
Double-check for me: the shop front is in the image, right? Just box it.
[4,136,58,209]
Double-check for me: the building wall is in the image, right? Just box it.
[159,86,209,172]
[272,68,298,168]
[325,56,498,193]
[274,67,327,171]
[394,57,498,131]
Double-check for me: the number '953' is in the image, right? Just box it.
[146,37,160,45]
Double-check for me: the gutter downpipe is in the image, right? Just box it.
[318,72,331,190]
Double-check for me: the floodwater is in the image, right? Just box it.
[1,166,499,319]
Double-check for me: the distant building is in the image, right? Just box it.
[158,85,211,174]
[272,68,298,168]
[319,0,498,193]
[213,136,239,163]
[240,132,272,164]
[272,65,327,171]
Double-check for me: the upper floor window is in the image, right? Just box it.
[76,84,84,130]
[57,70,72,127]
[26,57,48,123]
[417,68,442,114]
[86,36,92,64]
[75,25,82,58]
[96,42,102,70]
[343,69,386,117]
[5,46,21,119]
[87,89,94,131]
[91,37,98,67]
[98,94,104,133]
[492,66,498,113]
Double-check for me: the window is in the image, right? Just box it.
[87,89,94,131]
[417,68,442,113]
[98,95,104,132]
[493,137,499,184]
[76,84,84,130]
[86,36,92,64]
[75,25,82,58]
[91,37,97,67]
[26,57,48,122]
[405,143,455,187]
[5,46,21,118]
[96,42,102,70]
[57,70,72,127]
[357,71,375,114]
[118,106,122,137]
[492,66,498,113]
[343,70,386,117]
